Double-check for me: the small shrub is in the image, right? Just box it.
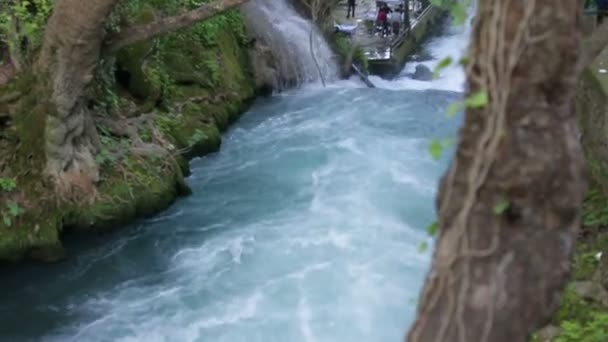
[556,312,608,342]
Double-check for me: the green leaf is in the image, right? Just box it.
[450,3,467,25]
[493,199,510,215]
[188,129,208,146]
[433,56,453,79]
[446,101,463,118]
[428,139,443,160]
[0,177,16,192]
[3,214,11,227]
[418,241,428,253]
[7,201,22,217]
[459,56,470,67]
[465,90,489,108]
[95,154,106,165]
[426,221,438,236]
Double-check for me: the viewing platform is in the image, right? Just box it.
[332,0,445,78]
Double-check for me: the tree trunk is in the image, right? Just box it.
[34,0,250,194]
[37,0,119,193]
[407,1,587,342]
[105,0,250,53]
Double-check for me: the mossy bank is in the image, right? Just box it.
[0,4,259,262]
[528,40,608,342]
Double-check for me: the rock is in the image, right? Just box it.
[250,40,279,94]
[412,64,433,81]
[572,280,608,307]
[536,325,562,342]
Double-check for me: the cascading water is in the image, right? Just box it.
[242,0,338,88]
[0,10,472,342]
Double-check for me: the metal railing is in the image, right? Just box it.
[388,3,433,58]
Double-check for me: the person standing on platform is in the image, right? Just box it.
[347,0,356,19]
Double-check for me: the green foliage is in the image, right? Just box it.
[493,199,510,215]
[352,46,369,72]
[556,285,599,323]
[333,36,369,74]
[556,312,608,342]
[428,140,442,160]
[433,56,453,79]
[94,130,130,167]
[582,186,608,227]
[2,201,24,227]
[571,229,608,280]
[113,0,247,44]
[465,90,489,108]
[0,0,53,58]
[147,53,177,97]
[95,148,116,166]
[459,56,470,67]
[94,58,122,112]
[198,54,222,86]
[445,101,463,117]
[574,252,600,280]
[0,178,16,192]
[419,222,438,254]
[188,129,208,147]
[0,177,23,227]
[426,221,438,236]
[431,0,471,24]
[428,138,453,160]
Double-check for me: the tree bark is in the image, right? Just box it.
[105,0,250,53]
[7,17,23,72]
[34,0,251,194]
[37,0,120,192]
[407,1,587,342]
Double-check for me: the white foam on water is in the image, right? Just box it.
[0,7,471,342]
[242,0,339,88]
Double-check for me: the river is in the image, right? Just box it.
[0,15,469,342]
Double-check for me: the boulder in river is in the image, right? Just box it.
[412,64,433,81]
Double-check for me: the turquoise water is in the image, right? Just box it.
[0,87,460,342]
[0,18,469,342]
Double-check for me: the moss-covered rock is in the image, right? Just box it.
[0,7,257,262]
[63,151,190,231]
[330,35,369,77]
[531,185,608,341]
[0,73,65,262]
[115,5,160,102]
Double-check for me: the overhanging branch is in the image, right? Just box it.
[104,0,250,53]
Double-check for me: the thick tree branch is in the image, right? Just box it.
[105,0,250,53]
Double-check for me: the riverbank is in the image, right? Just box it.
[530,36,608,342]
[0,6,258,262]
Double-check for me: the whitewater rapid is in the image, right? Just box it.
[0,14,470,342]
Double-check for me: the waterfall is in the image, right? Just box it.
[242,0,338,88]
